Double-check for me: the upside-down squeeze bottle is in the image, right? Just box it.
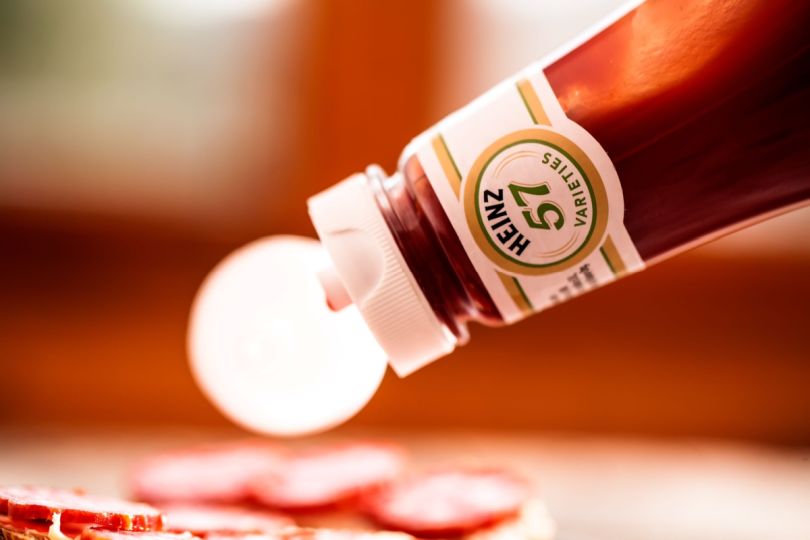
[188,0,810,436]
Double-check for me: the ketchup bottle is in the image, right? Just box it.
[188,0,810,436]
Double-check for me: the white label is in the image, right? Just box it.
[406,69,644,322]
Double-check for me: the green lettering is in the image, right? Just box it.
[508,181,566,231]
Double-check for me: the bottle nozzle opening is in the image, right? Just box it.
[317,265,353,312]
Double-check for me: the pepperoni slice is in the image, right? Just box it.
[0,515,86,536]
[130,442,286,504]
[203,533,283,540]
[250,443,405,511]
[0,516,46,532]
[280,529,412,540]
[5,487,162,531]
[2,488,38,516]
[360,468,528,538]
[207,529,411,540]
[81,529,201,540]
[2,488,85,518]
[0,515,51,540]
[289,532,411,540]
[161,504,293,535]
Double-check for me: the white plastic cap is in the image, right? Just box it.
[188,236,389,436]
[308,172,456,377]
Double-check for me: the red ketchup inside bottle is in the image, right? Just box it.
[374,0,810,341]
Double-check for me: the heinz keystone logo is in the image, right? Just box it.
[463,128,609,275]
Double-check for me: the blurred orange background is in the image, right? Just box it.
[1,0,809,444]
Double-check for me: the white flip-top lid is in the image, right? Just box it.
[308,171,456,377]
[188,236,391,436]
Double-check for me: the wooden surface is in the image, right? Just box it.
[1,429,808,540]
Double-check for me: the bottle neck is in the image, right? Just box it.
[369,161,509,340]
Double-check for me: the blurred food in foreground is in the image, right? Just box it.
[3,431,809,540]
[1,438,554,540]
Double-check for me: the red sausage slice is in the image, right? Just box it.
[130,442,286,504]
[198,531,281,540]
[1,515,87,535]
[207,530,410,540]
[204,533,283,540]
[161,504,293,536]
[81,529,201,540]
[5,487,162,531]
[1,515,51,540]
[2,488,42,516]
[251,443,405,511]
[2,488,86,518]
[284,531,410,540]
[280,529,411,540]
[361,468,528,538]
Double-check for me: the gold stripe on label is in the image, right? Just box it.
[516,79,550,126]
[600,235,628,276]
[497,272,534,316]
[432,135,462,199]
